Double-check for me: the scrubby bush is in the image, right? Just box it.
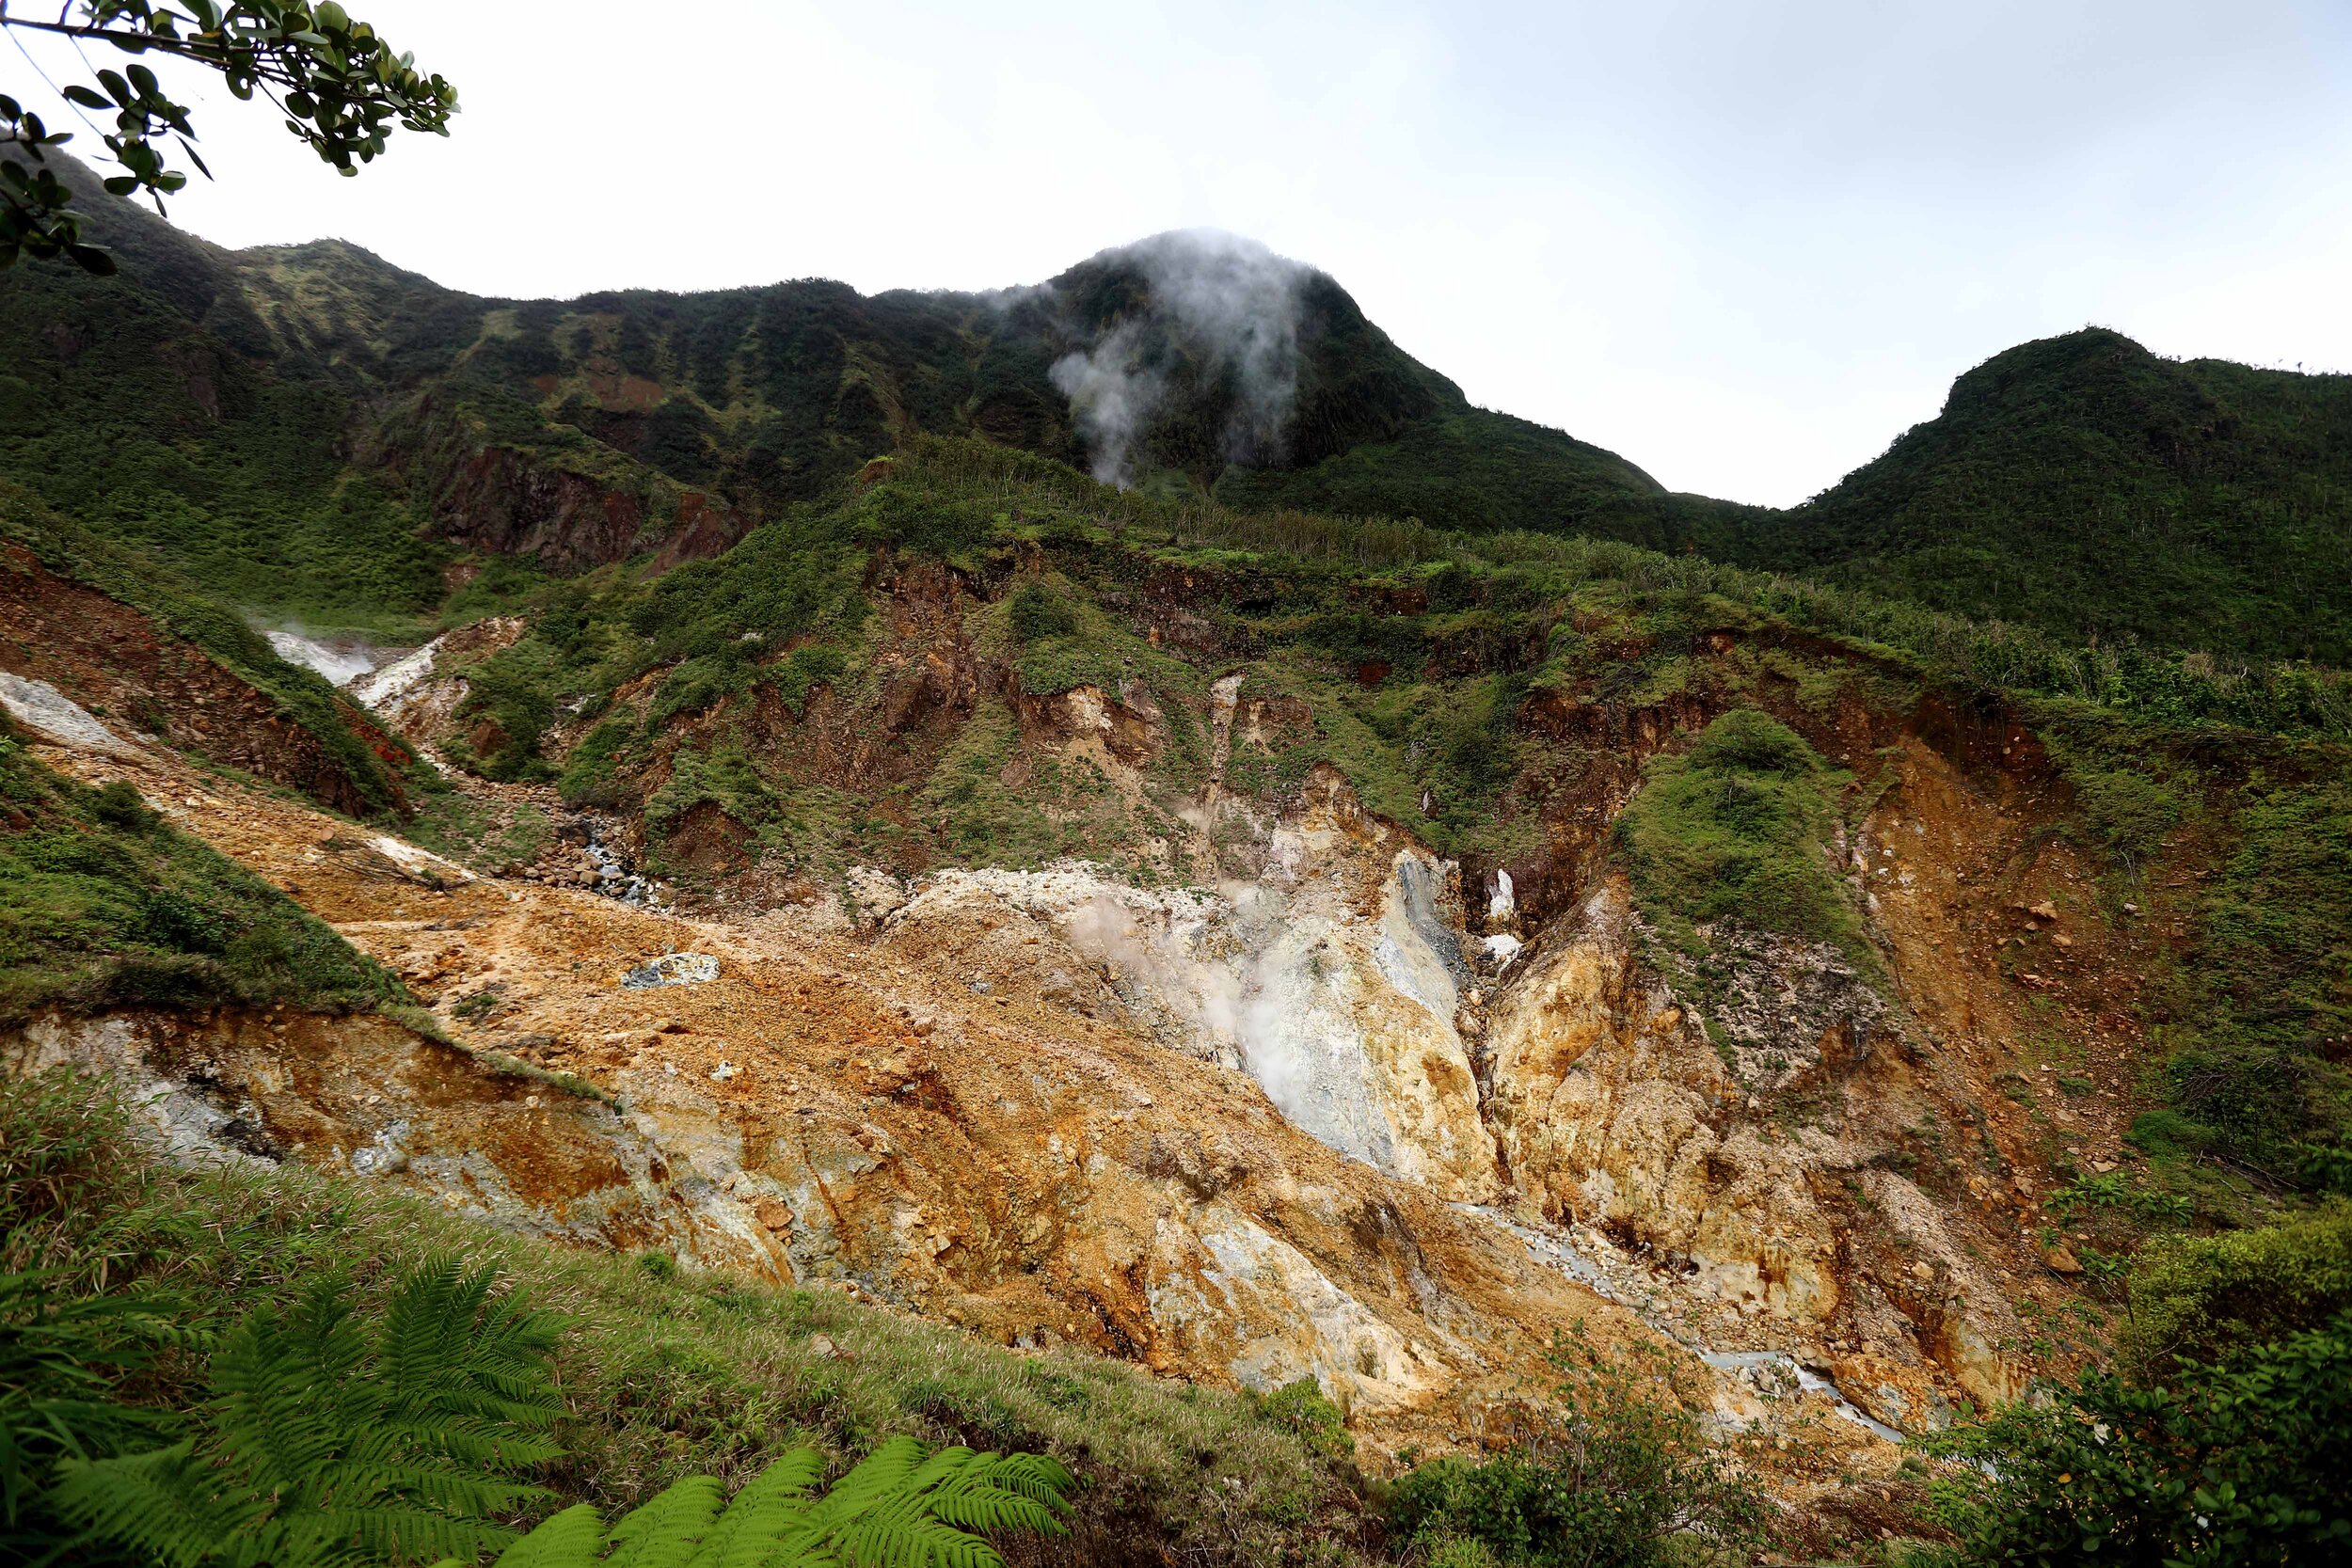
[1256,1378,1353,1464]
[1928,1314,2352,1566]
[1385,1330,1756,1567]
[88,781,156,832]
[2065,765,2183,874]
[0,737,404,1022]
[1684,707,1817,776]
[2117,1203,2352,1377]
[1008,582,1080,643]
[1615,709,1868,967]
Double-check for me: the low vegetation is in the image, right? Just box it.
[2114,1202,2352,1375]
[2162,777,2352,1192]
[1613,709,1866,965]
[0,488,413,815]
[1921,1210,2352,1566]
[0,721,403,1022]
[1383,1331,1760,1567]
[0,1069,1364,1565]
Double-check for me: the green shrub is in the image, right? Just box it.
[556,720,635,810]
[1684,708,1816,775]
[1423,1539,1503,1568]
[1008,582,1079,643]
[2124,1109,2215,1158]
[2117,1204,2352,1376]
[770,642,847,709]
[1928,1312,2352,1566]
[1255,1378,1353,1463]
[1385,1330,1757,1567]
[2067,766,2183,873]
[88,781,157,832]
[1615,709,1867,965]
[0,736,404,1022]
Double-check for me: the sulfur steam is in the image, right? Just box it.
[1048,230,1310,486]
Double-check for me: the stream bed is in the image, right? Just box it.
[1455,1203,1910,1444]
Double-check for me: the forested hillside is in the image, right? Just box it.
[1744,328,2352,662]
[16,158,2343,669]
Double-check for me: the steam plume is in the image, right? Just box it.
[1049,230,1309,486]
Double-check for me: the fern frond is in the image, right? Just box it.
[278,1500,518,1566]
[920,1490,1068,1539]
[205,1304,358,1508]
[792,1440,1072,1568]
[686,1447,826,1567]
[801,1435,927,1528]
[65,1259,570,1568]
[373,1258,565,1439]
[600,1472,727,1568]
[490,1502,608,1568]
[49,1441,260,1568]
[318,1454,552,1522]
[955,1451,1074,1509]
[829,1498,1004,1568]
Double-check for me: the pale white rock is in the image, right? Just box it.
[0,673,143,758]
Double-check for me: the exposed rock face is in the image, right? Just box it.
[889,768,1499,1204]
[1486,880,1845,1319]
[0,543,406,815]
[6,1009,765,1268]
[386,392,746,575]
[17,733,1767,1452]
[15,631,2174,1478]
[1482,877,2026,1418]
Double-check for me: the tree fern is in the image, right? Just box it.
[54,1258,564,1566]
[477,1438,1073,1568]
[0,1268,181,1567]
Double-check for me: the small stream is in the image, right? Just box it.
[582,820,664,909]
[326,631,669,912]
[1699,1350,1907,1444]
[1454,1203,1909,1445]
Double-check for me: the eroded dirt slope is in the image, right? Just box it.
[17,719,1909,1508]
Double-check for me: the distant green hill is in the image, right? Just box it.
[2,164,2346,663]
[0,166,1670,635]
[1739,329,2352,663]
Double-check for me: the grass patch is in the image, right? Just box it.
[0,486,413,816]
[0,1069,1368,1564]
[0,725,404,1023]
[1615,709,1869,966]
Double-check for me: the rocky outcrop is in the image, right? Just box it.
[381,393,746,575]
[426,445,741,574]
[885,768,1500,1204]
[18,732,1777,1452]
[7,1007,772,1270]
[1481,877,2026,1418]
[0,544,406,816]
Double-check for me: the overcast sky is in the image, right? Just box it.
[14,0,2352,504]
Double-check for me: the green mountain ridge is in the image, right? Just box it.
[1,156,2346,665]
[1743,327,2352,661]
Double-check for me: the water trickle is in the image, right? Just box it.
[583,821,662,908]
[1699,1350,1907,1443]
[1455,1202,1909,1444]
